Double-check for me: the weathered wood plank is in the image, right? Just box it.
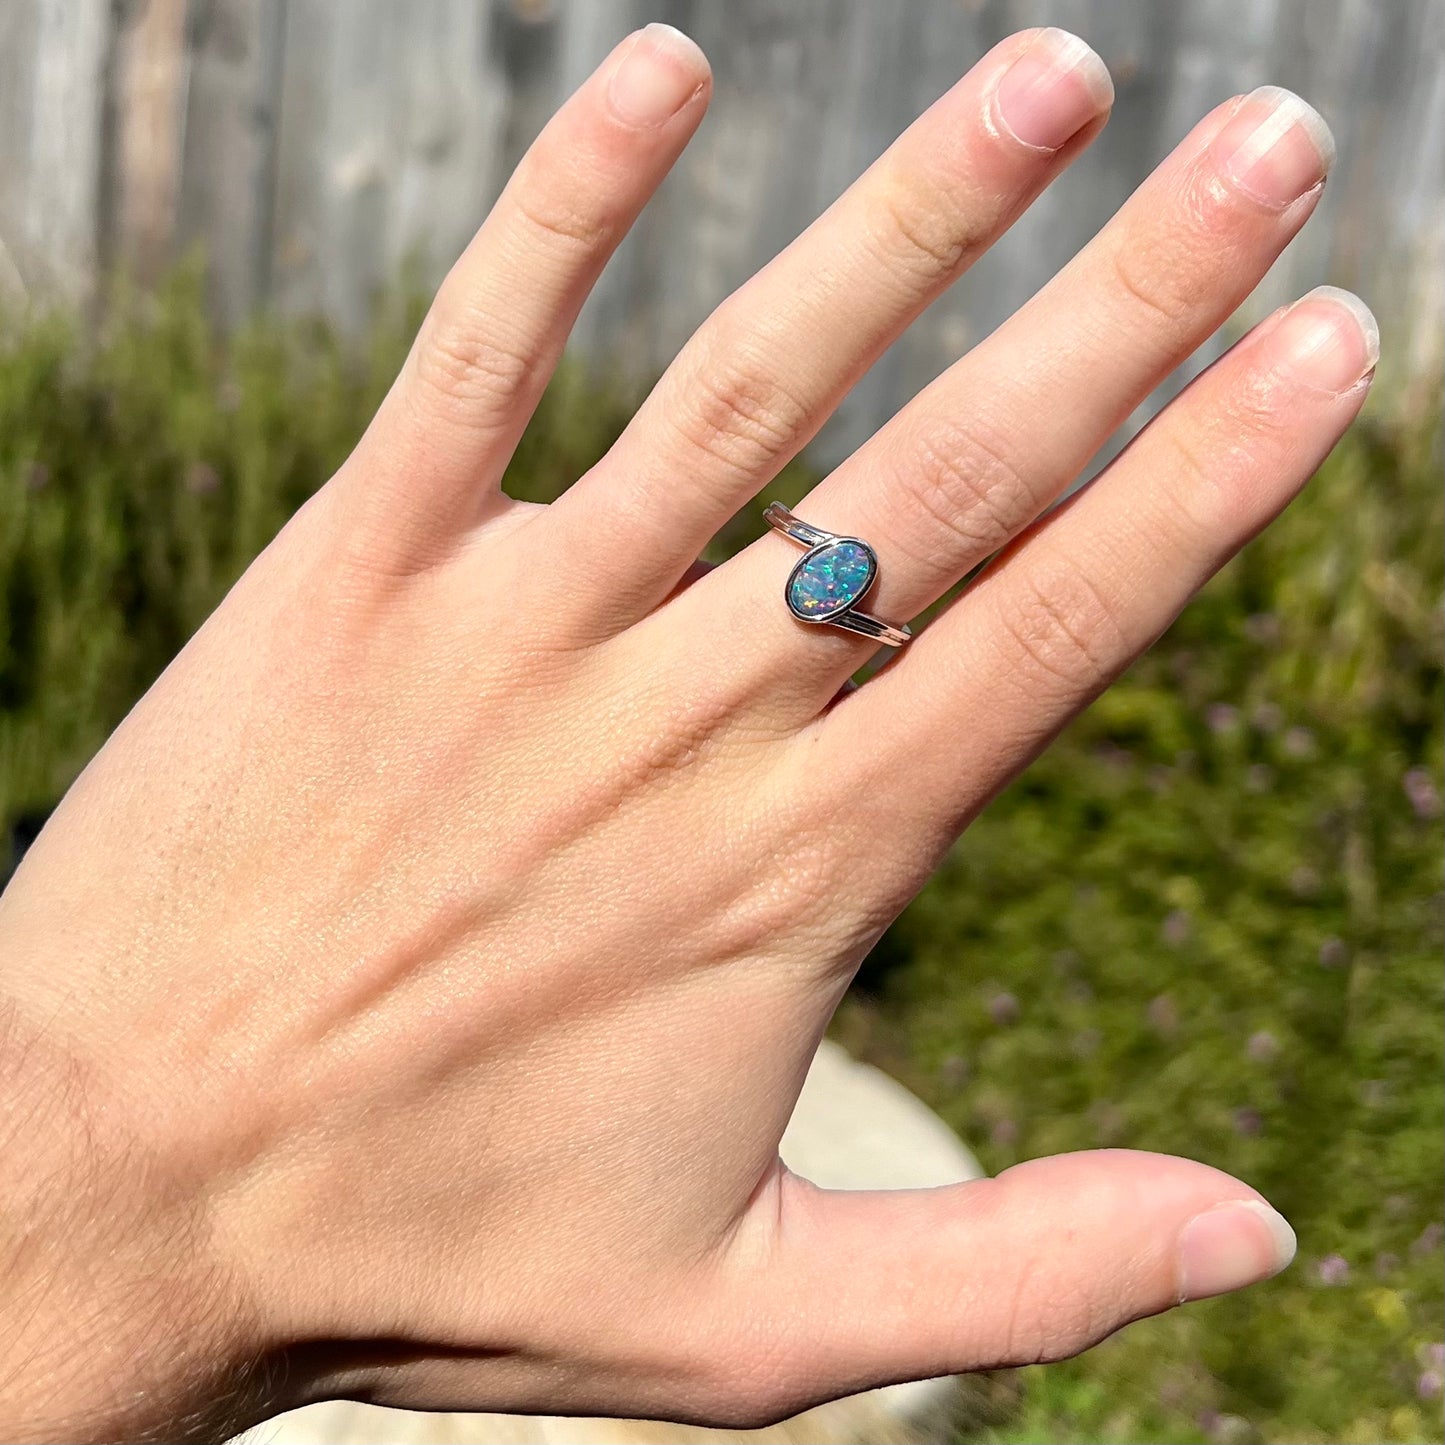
[270,0,511,329]
[173,0,288,323]
[0,0,1438,440]
[106,0,189,287]
[0,0,110,302]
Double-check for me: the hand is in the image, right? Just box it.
[0,24,1374,1444]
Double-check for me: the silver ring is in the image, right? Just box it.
[764,501,912,647]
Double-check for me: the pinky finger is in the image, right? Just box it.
[828,285,1378,840]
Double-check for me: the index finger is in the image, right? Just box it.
[338,24,711,567]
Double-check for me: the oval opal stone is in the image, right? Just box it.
[787,540,876,620]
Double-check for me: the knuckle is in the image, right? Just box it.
[896,416,1033,562]
[992,559,1128,701]
[866,173,975,285]
[1104,166,1260,336]
[508,178,611,252]
[411,307,539,428]
[1003,1267,1112,1365]
[1107,236,1195,331]
[1224,359,1308,446]
[672,340,813,477]
[1159,376,1295,534]
[1160,420,1219,500]
[1158,424,1242,537]
[1178,156,1256,241]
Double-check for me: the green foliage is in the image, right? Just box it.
[1,272,1440,1444]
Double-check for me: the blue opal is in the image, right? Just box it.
[787,540,875,621]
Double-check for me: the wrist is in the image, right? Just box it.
[0,996,272,1443]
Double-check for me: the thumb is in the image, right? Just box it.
[709,1148,1295,1422]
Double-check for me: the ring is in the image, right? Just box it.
[764,501,912,647]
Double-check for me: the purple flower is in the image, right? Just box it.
[990,1117,1018,1148]
[1404,767,1443,820]
[937,1054,970,1089]
[1246,1030,1278,1063]
[1372,1251,1400,1277]
[986,990,1020,1026]
[1283,725,1316,758]
[1315,1253,1350,1285]
[1290,864,1322,898]
[184,461,221,496]
[1162,909,1192,945]
[1206,703,1239,734]
[1244,613,1282,643]
[1319,936,1349,969]
[1418,1370,1443,1401]
[1147,993,1179,1037]
[1233,1107,1263,1138]
[1412,1222,1445,1256]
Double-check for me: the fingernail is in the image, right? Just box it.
[993,28,1114,151]
[1274,285,1380,391]
[607,23,707,129]
[1212,86,1335,206]
[1177,1199,1298,1302]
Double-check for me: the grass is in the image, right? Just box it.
[1,269,1440,1444]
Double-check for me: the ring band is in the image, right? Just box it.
[764,502,912,647]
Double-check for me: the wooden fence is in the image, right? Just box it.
[0,0,1440,456]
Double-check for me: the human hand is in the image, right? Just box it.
[0,24,1375,1443]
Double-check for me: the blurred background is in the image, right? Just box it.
[0,0,1441,451]
[1,2,1441,1443]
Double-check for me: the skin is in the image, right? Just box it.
[0,24,1377,1445]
